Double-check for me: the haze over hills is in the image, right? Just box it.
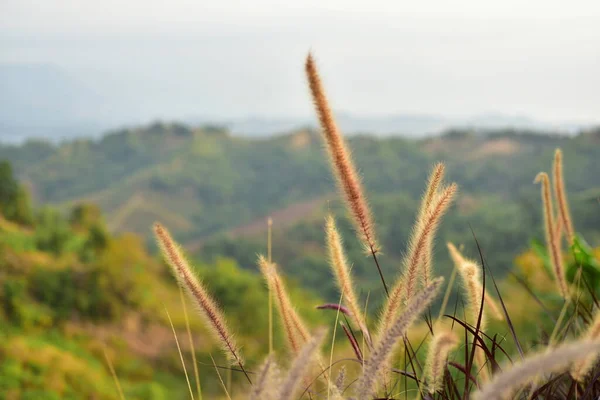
[1,63,595,143]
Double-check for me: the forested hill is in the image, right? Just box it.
[1,123,599,298]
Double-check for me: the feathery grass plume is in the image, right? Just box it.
[535,172,568,298]
[400,184,457,304]
[377,184,457,337]
[278,328,328,400]
[455,257,489,380]
[457,260,484,328]
[305,55,389,298]
[447,243,503,321]
[447,243,492,380]
[473,340,600,400]
[570,311,600,381]
[250,355,281,400]
[325,215,370,341]
[424,331,459,394]
[153,223,244,370]
[357,277,444,399]
[553,148,575,244]
[258,255,309,354]
[417,163,446,286]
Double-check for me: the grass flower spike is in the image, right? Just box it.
[357,277,444,398]
[553,149,575,244]
[378,183,457,337]
[153,223,243,367]
[325,215,370,341]
[418,163,446,286]
[474,340,600,400]
[258,255,309,354]
[305,53,390,297]
[535,172,568,298]
[424,330,459,394]
[570,311,600,381]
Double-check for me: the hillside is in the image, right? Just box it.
[0,162,329,399]
[2,123,600,301]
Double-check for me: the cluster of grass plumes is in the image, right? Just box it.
[143,55,600,400]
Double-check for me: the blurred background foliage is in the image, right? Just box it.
[0,124,599,398]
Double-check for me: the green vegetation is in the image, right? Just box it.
[1,119,599,398]
[0,163,327,399]
[2,124,600,306]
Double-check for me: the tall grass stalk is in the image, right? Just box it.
[210,353,232,400]
[305,53,388,297]
[103,346,126,400]
[553,149,575,244]
[165,307,195,400]
[154,223,250,383]
[535,172,568,298]
[179,286,203,400]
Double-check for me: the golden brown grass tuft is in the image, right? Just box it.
[534,172,568,298]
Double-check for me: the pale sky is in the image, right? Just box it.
[1,0,600,125]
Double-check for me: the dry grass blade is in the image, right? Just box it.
[534,172,568,298]
[357,277,444,399]
[326,215,370,342]
[473,340,600,400]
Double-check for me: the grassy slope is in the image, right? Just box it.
[2,124,600,300]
